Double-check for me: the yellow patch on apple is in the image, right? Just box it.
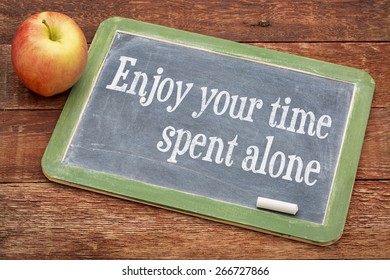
[11,11,88,97]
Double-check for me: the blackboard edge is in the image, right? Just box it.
[321,66,375,243]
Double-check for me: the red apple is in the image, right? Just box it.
[11,11,88,97]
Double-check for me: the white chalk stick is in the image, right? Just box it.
[256,197,298,215]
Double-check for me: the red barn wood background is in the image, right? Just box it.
[0,0,389,259]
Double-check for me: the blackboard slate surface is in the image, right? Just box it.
[42,17,374,245]
[64,32,353,224]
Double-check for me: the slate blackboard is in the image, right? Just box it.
[42,18,374,245]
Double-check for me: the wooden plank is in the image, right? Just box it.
[0,180,389,259]
[1,0,389,44]
[0,44,6,98]
[358,108,390,179]
[0,108,388,182]
[1,42,388,110]
[0,110,61,183]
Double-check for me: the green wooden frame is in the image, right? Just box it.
[42,17,374,245]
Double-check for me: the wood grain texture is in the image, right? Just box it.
[1,0,389,44]
[1,181,389,259]
[0,110,61,183]
[1,0,389,259]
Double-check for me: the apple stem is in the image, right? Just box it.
[42,19,54,41]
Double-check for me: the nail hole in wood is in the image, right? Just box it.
[258,19,270,27]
